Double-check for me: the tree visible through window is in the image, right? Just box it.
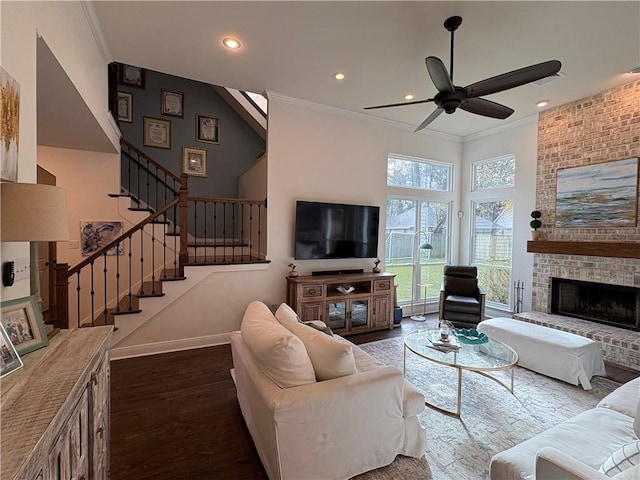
[472,200,513,306]
[473,155,515,190]
[387,154,450,191]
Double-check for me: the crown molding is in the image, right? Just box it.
[463,113,539,142]
[266,91,462,143]
[80,0,111,63]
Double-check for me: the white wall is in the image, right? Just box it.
[37,146,122,267]
[1,1,118,303]
[460,117,538,313]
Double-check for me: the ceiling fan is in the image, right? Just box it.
[364,16,562,132]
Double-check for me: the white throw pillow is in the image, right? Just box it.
[240,301,316,388]
[600,440,640,477]
[275,303,356,381]
[274,303,300,331]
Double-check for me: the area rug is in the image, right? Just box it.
[352,336,621,480]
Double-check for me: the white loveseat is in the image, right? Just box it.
[490,377,640,480]
[230,301,427,480]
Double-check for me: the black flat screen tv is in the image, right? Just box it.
[294,201,380,260]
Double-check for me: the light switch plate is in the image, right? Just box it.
[13,257,30,281]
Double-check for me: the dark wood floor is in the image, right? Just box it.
[109,317,638,479]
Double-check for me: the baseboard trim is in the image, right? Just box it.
[109,332,232,360]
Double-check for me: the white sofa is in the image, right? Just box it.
[230,301,427,480]
[490,377,640,480]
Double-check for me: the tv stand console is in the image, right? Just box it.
[286,272,396,336]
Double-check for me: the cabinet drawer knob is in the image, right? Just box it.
[90,372,98,385]
[97,426,104,437]
[79,474,87,480]
[308,288,316,294]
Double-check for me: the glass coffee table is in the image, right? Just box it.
[403,329,519,418]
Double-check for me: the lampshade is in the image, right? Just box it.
[1,183,69,241]
[419,242,433,249]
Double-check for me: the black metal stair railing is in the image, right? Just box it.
[50,139,269,330]
[53,200,182,329]
[183,196,267,265]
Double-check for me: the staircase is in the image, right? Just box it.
[49,139,268,333]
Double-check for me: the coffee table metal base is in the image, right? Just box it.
[403,346,516,418]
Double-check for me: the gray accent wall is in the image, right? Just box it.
[117,67,265,201]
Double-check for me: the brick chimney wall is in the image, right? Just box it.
[532,80,640,312]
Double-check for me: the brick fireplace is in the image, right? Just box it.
[550,278,639,331]
[525,79,640,370]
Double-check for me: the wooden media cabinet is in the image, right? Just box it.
[286,272,396,336]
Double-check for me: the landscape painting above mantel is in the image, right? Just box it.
[555,158,638,227]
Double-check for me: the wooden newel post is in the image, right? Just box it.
[53,263,70,330]
[178,174,189,275]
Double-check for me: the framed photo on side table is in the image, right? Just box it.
[1,295,48,356]
[117,92,133,122]
[182,146,207,177]
[143,117,171,149]
[196,114,219,144]
[0,323,22,378]
[161,89,184,117]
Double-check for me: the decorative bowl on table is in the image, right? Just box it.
[336,285,355,294]
[452,328,489,344]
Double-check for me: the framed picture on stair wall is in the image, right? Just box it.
[182,146,207,177]
[196,114,219,144]
[161,89,183,117]
[1,295,48,357]
[143,117,171,149]
[117,92,133,123]
[80,221,124,256]
[119,64,145,89]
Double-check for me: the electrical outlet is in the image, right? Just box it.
[68,240,79,249]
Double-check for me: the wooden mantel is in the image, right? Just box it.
[527,241,640,259]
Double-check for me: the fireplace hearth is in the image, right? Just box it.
[551,278,639,331]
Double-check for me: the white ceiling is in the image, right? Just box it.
[90,1,640,138]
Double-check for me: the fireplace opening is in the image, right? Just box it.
[551,278,639,331]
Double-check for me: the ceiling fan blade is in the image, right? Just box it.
[414,108,444,132]
[465,60,562,98]
[363,98,433,110]
[426,57,454,93]
[460,97,514,119]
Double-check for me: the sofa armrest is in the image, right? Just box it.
[536,447,608,480]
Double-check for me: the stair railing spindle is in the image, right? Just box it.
[140,226,145,295]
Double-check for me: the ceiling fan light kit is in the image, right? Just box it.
[365,16,562,132]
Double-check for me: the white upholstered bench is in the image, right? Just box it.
[477,317,606,390]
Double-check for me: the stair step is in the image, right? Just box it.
[109,294,142,316]
[166,231,180,237]
[137,281,164,298]
[184,255,269,266]
[129,207,154,212]
[151,219,170,224]
[188,241,248,247]
[160,269,186,281]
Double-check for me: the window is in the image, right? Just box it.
[472,155,515,190]
[385,197,450,305]
[387,154,451,191]
[471,199,513,307]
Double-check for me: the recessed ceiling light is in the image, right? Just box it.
[404,94,414,100]
[333,72,345,80]
[536,100,549,108]
[222,37,241,49]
